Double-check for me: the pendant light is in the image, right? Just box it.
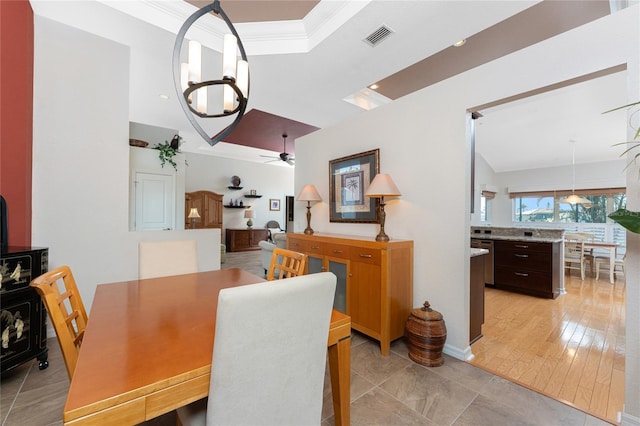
[559,140,590,205]
[172,0,249,146]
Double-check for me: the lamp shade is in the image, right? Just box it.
[297,185,322,202]
[365,174,401,197]
[188,208,201,219]
[559,194,591,205]
[244,209,256,219]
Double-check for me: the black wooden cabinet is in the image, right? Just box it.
[1,247,49,374]
[494,240,560,299]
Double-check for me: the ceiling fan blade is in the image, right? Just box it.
[259,155,279,159]
[286,159,295,166]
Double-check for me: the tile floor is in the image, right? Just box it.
[0,251,613,426]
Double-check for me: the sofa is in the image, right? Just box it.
[258,233,286,275]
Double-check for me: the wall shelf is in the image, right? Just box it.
[228,186,243,190]
[224,205,249,209]
[244,195,262,198]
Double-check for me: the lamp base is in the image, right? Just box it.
[375,232,389,242]
[304,203,314,235]
[246,219,253,229]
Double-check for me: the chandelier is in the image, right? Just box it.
[172,0,249,146]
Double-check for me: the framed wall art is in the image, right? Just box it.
[329,149,379,223]
[269,198,281,211]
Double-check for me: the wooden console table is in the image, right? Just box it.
[288,233,413,355]
[225,228,268,252]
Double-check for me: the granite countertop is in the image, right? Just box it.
[470,248,489,257]
[471,234,564,243]
[470,226,564,243]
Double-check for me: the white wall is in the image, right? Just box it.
[296,6,639,380]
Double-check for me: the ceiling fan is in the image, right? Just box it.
[261,134,295,165]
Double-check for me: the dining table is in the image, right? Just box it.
[62,268,351,426]
[584,241,619,283]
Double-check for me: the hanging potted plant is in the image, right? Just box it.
[153,135,184,171]
[606,101,640,233]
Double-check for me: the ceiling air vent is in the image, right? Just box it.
[363,25,394,47]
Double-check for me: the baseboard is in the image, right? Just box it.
[443,343,473,361]
[622,411,640,426]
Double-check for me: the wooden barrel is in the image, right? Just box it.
[405,301,447,367]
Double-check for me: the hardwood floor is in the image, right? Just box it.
[470,271,626,424]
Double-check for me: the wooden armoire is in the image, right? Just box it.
[184,191,223,229]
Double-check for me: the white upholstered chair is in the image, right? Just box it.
[138,240,198,279]
[564,240,587,280]
[176,272,337,426]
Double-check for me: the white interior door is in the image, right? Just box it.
[134,172,174,231]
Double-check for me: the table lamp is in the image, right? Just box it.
[187,207,200,229]
[296,184,322,235]
[364,174,401,242]
[244,209,256,228]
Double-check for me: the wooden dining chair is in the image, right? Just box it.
[565,232,596,273]
[564,240,587,280]
[266,247,308,281]
[596,254,625,281]
[176,272,337,426]
[138,240,198,279]
[30,265,88,380]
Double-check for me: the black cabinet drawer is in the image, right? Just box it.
[495,239,551,254]
[495,249,551,272]
[495,267,552,295]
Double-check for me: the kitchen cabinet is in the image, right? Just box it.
[225,228,268,252]
[288,233,413,356]
[185,191,223,229]
[494,240,561,299]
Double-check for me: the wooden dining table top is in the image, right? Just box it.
[63,268,351,424]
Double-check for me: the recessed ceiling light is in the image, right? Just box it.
[369,84,379,90]
[159,94,169,100]
[453,39,466,47]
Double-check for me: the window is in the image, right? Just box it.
[480,190,495,223]
[511,189,625,224]
[510,189,627,250]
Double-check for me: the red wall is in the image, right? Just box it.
[0,0,34,247]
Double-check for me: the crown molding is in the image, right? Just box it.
[97,0,369,55]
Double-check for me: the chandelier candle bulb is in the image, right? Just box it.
[196,86,207,114]
[188,40,201,83]
[223,85,234,112]
[222,34,237,80]
[236,60,249,98]
[180,63,189,92]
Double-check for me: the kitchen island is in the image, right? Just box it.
[471,226,564,299]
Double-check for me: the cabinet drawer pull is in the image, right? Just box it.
[514,254,529,258]
[332,249,343,254]
[514,245,529,249]
[291,242,299,247]
[514,272,529,277]
[359,254,373,258]
[311,245,321,250]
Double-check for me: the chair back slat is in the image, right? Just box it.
[30,265,88,380]
[266,248,308,281]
